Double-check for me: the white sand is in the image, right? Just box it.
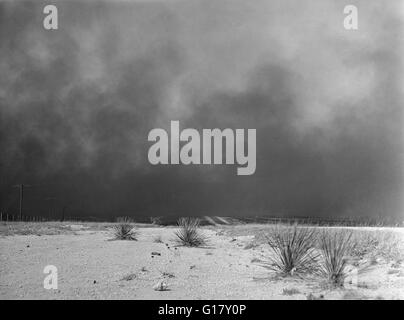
[0,225,403,299]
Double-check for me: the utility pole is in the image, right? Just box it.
[62,206,66,222]
[19,184,24,220]
[45,197,57,220]
[12,184,26,221]
[12,184,36,221]
[12,183,57,221]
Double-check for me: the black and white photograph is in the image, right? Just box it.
[0,0,403,306]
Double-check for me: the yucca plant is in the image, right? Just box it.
[174,217,207,247]
[113,217,137,240]
[317,230,355,286]
[260,224,318,276]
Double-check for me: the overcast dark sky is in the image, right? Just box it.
[0,0,403,220]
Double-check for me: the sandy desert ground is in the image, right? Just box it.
[0,222,403,300]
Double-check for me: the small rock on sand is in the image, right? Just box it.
[153,280,169,291]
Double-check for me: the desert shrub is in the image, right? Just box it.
[244,241,259,250]
[370,232,403,262]
[150,216,163,225]
[349,231,380,259]
[306,293,325,300]
[174,217,207,247]
[260,225,319,276]
[332,229,403,264]
[113,217,137,240]
[282,288,300,295]
[153,235,163,243]
[317,230,356,286]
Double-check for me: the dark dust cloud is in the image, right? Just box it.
[1,0,403,220]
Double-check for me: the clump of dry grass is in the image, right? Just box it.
[346,230,403,264]
[260,225,318,276]
[376,232,403,262]
[317,230,356,286]
[121,273,137,281]
[349,231,380,259]
[113,217,137,241]
[150,216,163,225]
[174,217,207,247]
